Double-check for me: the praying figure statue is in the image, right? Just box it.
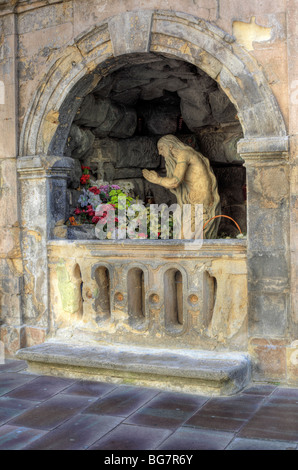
[142,135,221,239]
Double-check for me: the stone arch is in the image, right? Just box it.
[19,10,287,158]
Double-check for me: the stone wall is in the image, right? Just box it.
[63,56,245,236]
[0,0,297,385]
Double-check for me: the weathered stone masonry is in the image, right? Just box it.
[0,0,297,389]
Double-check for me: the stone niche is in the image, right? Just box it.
[64,55,246,238]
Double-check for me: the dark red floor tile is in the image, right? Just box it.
[0,360,28,374]
[8,394,97,431]
[226,437,298,450]
[184,394,265,432]
[0,372,37,396]
[157,426,234,450]
[0,397,39,426]
[88,423,172,450]
[82,386,159,418]
[24,413,123,450]
[125,392,208,430]
[5,376,76,401]
[0,425,46,450]
[238,400,298,442]
[61,380,117,398]
[270,387,298,400]
[242,384,277,396]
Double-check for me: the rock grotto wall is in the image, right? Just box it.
[64,56,246,237]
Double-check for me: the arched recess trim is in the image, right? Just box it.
[19,9,288,158]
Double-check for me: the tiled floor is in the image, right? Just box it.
[0,359,298,450]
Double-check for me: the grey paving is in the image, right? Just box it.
[0,359,297,450]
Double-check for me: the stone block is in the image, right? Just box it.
[74,95,137,138]
[0,227,20,259]
[248,292,288,337]
[209,88,238,123]
[16,342,251,396]
[0,80,17,159]
[64,124,95,160]
[179,93,215,131]
[18,21,74,59]
[108,108,137,138]
[115,137,160,169]
[109,11,153,56]
[139,100,180,135]
[110,87,142,105]
[24,326,47,348]
[290,196,298,226]
[249,338,287,382]
[0,14,15,37]
[49,178,69,228]
[0,292,22,325]
[67,225,96,240]
[0,34,15,62]
[247,251,289,284]
[0,325,26,357]
[18,2,73,34]
[247,165,289,207]
[286,341,298,385]
[68,159,82,189]
[247,207,289,252]
[113,168,143,179]
[0,158,18,227]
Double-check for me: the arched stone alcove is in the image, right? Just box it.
[16,11,290,381]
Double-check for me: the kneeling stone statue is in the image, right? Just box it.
[143,135,221,239]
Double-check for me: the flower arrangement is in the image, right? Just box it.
[68,165,175,239]
[69,165,136,233]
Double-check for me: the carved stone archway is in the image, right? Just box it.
[20,10,287,157]
[17,10,290,382]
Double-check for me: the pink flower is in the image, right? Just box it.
[87,206,95,217]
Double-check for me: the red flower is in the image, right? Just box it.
[92,216,100,224]
[81,165,91,171]
[80,174,90,185]
[88,186,100,195]
[74,208,81,215]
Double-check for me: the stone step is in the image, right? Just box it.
[16,342,252,396]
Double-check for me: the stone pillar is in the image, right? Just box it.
[238,137,290,381]
[0,12,24,356]
[286,0,298,384]
[17,156,74,347]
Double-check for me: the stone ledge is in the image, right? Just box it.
[16,342,251,396]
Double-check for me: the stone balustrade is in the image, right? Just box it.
[47,239,247,351]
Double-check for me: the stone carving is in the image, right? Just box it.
[48,241,248,352]
[142,135,221,239]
